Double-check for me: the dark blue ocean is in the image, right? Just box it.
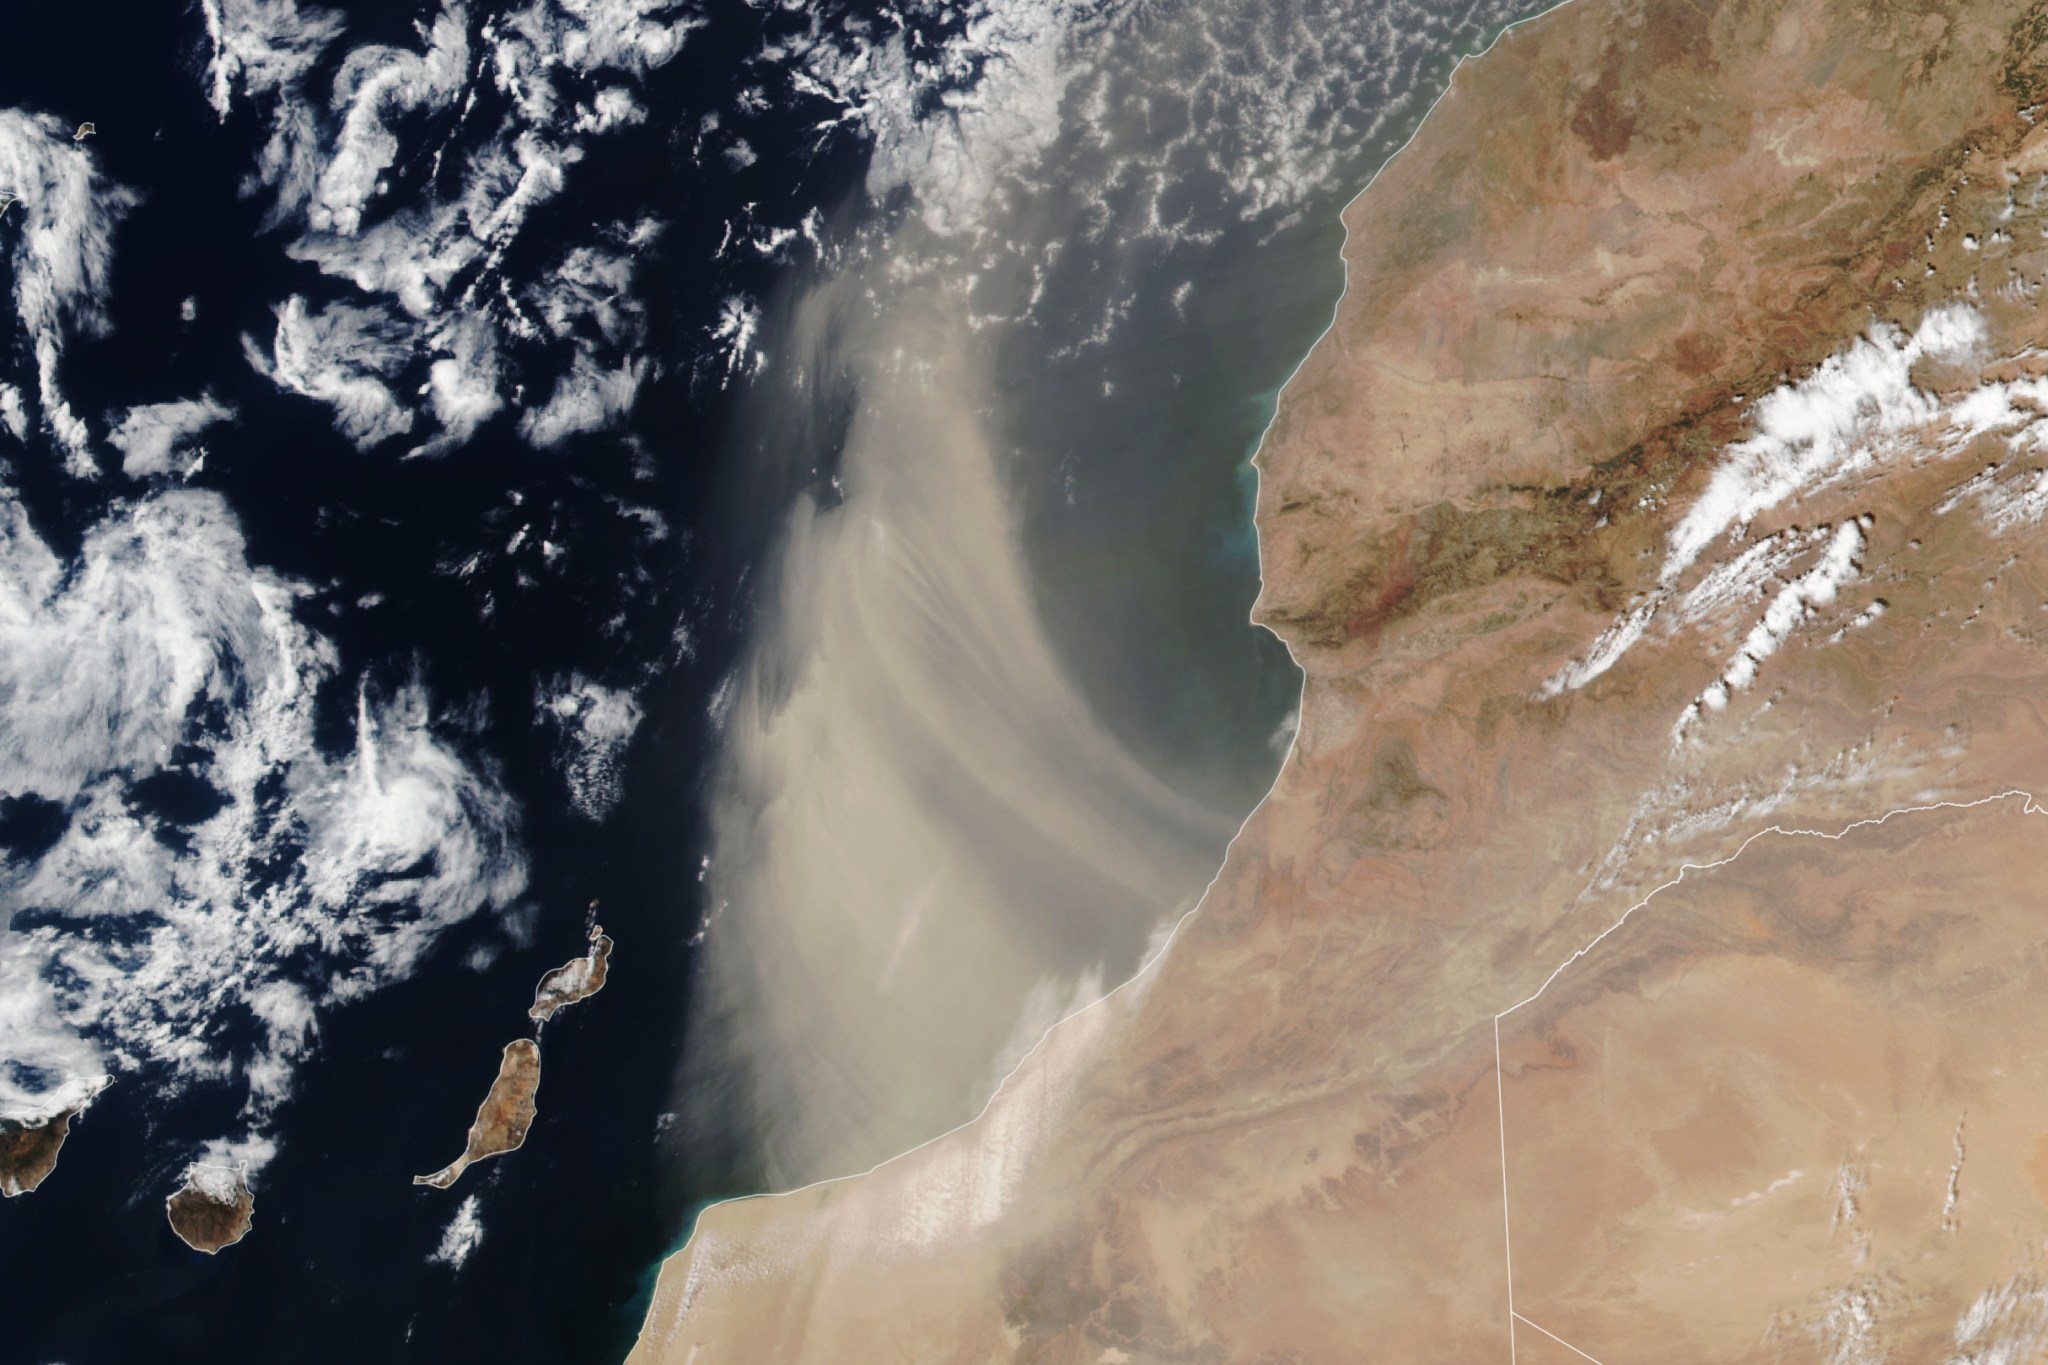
[0,0,1541,1360]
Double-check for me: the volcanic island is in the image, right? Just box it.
[529,924,614,1024]
[0,1077,109,1199]
[0,1103,84,1199]
[417,924,616,1190]
[628,0,2048,1358]
[165,1164,255,1254]
[415,1039,543,1191]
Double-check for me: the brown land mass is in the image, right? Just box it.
[0,1078,109,1198]
[415,1038,541,1190]
[631,0,2048,1357]
[0,1107,81,1198]
[165,1165,254,1254]
[530,926,613,1024]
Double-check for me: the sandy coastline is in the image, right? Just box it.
[629,0,2048,1354]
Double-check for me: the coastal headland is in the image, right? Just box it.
[630,0,2048,1356]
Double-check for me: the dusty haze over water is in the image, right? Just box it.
[674,0,1544,1193]
[694,268,1238,1184]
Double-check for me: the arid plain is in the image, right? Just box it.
[632,0,2048,1356]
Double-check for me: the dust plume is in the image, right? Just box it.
[683,263,1237,1186]
[672,0,1543,1194]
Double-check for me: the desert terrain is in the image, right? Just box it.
[416,1039,542,1191]
[630,0,2048,1356]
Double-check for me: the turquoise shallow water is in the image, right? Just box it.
[652,0,1569,1315]
[1003,23,1546,824]
[1004,218,1346,818]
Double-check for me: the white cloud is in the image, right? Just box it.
[1675,527,1824,627]
[574,86,646,135]
[0,108,139,475]
[1699,518,1868,711]
[419,314,504,452]
[707,295,760,386]
[535,674,642,819]
[526,240,645,344]
[430,1193,485,1267]
[758,0,1535,258]
[517,348,643,447]
[777,0,1105,238]
[207,0,689,454]
[1664,305,1983,581]
[196,1133,278,1178]
[1539,600,1658,697]
[0,383,24,442]
[0,486,525,1129]
[247,294,415,447]
[1549,306,1990,699]
[311,7,471,236]
[199,0,347,123]
[106,395,236,478]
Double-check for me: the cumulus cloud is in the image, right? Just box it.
[535,674,643,819]
[196,1133,279,1178]
[247,295,415,447]
[1664,305,1984,581]
[0,383,25,442]
[1690,518,1869,718]
[431,1193,485,1267]
[310,6,471,236]
[1548,305,1989,699]
[0,487,525,1127]
[755,0,1534,255]
[0,108,139,475]
[768,0,1104,237]
[199,0,346,124]
[106,395,236,478]
[574,86,645,135]
[707,295,761,386]
[526,237,649,345]
[420,313,504,452]
[517,348,643,447]
[207,0,688,454]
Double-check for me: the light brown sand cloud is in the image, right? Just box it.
[684,272,1238,1186]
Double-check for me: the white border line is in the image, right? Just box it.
[1514,1311,1610,1363]
[637,0,1592,1349]
[1490,789,2046,1362]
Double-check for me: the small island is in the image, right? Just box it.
[1,1108,80,1198]
[165,1164,255,1253]
[529,924,614,1023]
[0,1078,110,1198]
[413,1038,541,1190]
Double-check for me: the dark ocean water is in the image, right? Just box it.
[0,3,816,1360]
[0,0,1546,1361]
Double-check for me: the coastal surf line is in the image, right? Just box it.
[1489,788,2048,1364]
